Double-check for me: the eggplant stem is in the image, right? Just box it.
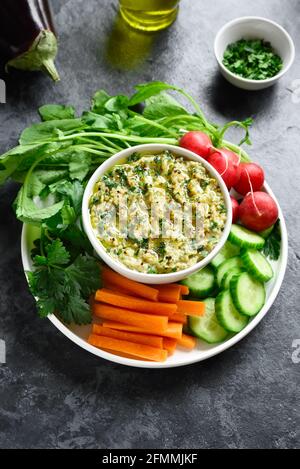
[42,59,60,82]
[6,30,60,82]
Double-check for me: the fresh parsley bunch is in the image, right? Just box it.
[28,240,100,324]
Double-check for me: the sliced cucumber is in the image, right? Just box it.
[230,272,266,317]
[210,254,225,270]
[210,241,240,269]
[216,257,243,287]
[189,298,228,344]
[241,250,274,282]
[229,224,265,250]
[221,267,244,290]
[215,290,249,333]
[181,266,216,299]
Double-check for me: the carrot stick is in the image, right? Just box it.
[102,321,183,340]
[92,324,163,348]
[154,284,181,303]
[169,312,187,324]
[88,334,167,362]
[102,280,132,297]
[102,267,159,301]
[177,333,197,350]
[180,285,190,296]
[95,289,177,316]
[100,348,160,361]
[163,338,177,356]
[93,303,168,334]
[177,300,205,317]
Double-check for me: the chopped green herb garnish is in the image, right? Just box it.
[223,39,283,80]
[114,167,127,185]
[200,180,209,190]
[159,219,164,233]
[157,242,166,257]
[219,203,227,214]
[134,164,145,176]
[102,174,117,189]
[210,221,219,230]
[127,152,140,162]
[129,186,140,193]
[147,267,157,274]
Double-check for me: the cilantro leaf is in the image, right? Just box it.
[28,240,100,325]
[49,179,84,216]
[46,240,70,265]
[262,220,281,261]
[66,295,91,325]
[66,255,101,297]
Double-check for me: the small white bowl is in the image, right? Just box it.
[214,17,295,90]
[82,144,232,285]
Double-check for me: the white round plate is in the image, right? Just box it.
[21,182,288,369]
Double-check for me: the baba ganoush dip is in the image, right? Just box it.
[89,151,227,274]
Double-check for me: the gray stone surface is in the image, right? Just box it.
[0,0,299,449]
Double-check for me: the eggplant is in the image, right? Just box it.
[0,0,60,81]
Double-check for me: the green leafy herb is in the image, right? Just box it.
[81,111,116,130]
[262,220,281,260]
[91,89,111,113]
[28,239,100,324]
[39,104,76,121]
[129,82,180,107]
[223,39,283,80]
[143,92,188,120]
[19,119,84,145]
[69,151,91,181]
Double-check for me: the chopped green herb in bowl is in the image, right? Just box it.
[223,39,283,81]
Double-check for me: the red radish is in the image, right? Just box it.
[221,149,240,165]
[234,162,265,195]
[179,131,212,159]
[239,192,279,232]
[207,149,240,189]
[231,196,240,224]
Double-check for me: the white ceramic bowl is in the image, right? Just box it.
[82,144,232,285]
[214,17,295,90]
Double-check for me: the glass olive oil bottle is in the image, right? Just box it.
[119,0,180,32]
